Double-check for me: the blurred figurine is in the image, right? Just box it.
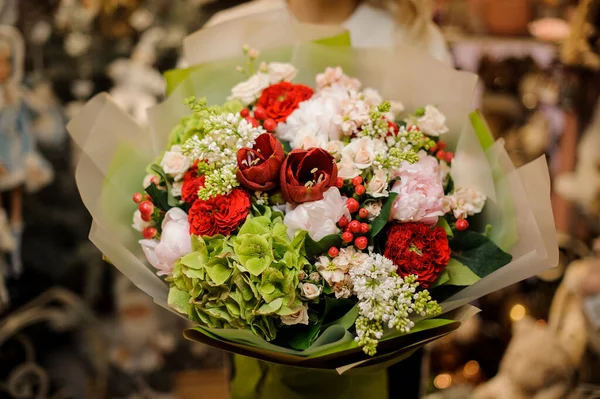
[0,26,53,278]
[107,27,165,125]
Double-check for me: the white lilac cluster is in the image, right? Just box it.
[442,187,487,219]
[349,254,441,355]
[316,247,370,299]
[182,111,264,200]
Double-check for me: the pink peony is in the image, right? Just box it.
[389,151,444,225]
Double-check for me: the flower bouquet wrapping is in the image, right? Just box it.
[68,19,558,377]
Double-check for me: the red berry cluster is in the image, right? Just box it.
[431,141,454,164]
[133,192,158,239]
[240,107,277,132]
[328,194,373,257]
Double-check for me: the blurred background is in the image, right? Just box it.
[0,0,599,398]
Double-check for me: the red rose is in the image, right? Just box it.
[188,188,250,236]
[280,148,338,204]
[236,133,285,191]
[257,82,314,123]
[383,223,451,289]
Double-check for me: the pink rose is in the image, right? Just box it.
[389,151,444,225]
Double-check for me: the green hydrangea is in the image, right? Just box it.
[167,213,309,341]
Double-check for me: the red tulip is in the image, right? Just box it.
[279,148,338,204]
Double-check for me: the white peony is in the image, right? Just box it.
[366,169,389,198]
[284,187,349,241]
[132,210,152,232]
[160,145,191,181]
[267,62,297,83]
[139,208,192,276]
[281,305,309,326]
[229,72,270,106]
[300,283,322,300]
[417,105,449,137]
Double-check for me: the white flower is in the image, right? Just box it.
[139,208,192,276]
[132,210,152,232]
[292,127,328,150]
[316,67,361,91]
[363,201,382,221]
[284,187,349,241]
[171,181,183,197]
[298,270,308,280]
[366,169,389,198]
[333,246,369,273]
[417,105,449,137]
[277,93,344,145]
[325,140,345,160]
[333,93,371,136]
[341,137,381,170]
[332,275,353,299]
[444,187,486,219]
[281,305,309,326]
[309,272,321,282]
[267,62,297,83]
[160,145,191,181]
[317,256,346,285]
[337,156,361,180]
[362,88,383,108]
[300,283,322,300]
[229,73,270,106]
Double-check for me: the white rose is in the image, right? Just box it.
[229,72,270,106]
[281,305,309,326]
[300,283,322,300]
[341,137,377,169]
[267,62,297,83]
[417,105,449,137]
[139,208,192,276]
[366,169,389,198]
[309,272,321,282]
[171,181,183,197]
[325,140,345,160]
[363,201,382,221]
[132,210,152,232]
[160,145,191,181]
[284,187,350,241]
[337,156,360,180]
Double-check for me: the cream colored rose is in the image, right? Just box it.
[309,272,321,282]
[300,283,322,300]
[160,145,191,181]
[337,156,360,180]
[342,137,377,169]
[229,73,270,106]
[281,305,309,326]
[366,169,389,198]
[267,62,297,83]
[417,105,449,137]
[298,270,307,281]
[325,140,345,160]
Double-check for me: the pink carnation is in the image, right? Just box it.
[389,151,444,225]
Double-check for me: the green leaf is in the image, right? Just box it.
[168,287,190,314]
[451,230,512,278]
[287,322,321,350]
[322,297,356,326]
[151,164,179,207]
[432,258,480,288]
[369,192,398,239]
[180,251,206,270]
[145,183,170,212]
[256,297,283,315]
[205,258,233,285]
[327,304,358,330]
[436,217,453,239]
[304,234,342,259]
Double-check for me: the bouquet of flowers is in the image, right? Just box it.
[68,23,558,373]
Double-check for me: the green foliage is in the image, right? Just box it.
[167,215,311,342]
[450,230,512,278]
[369,192,398,239]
